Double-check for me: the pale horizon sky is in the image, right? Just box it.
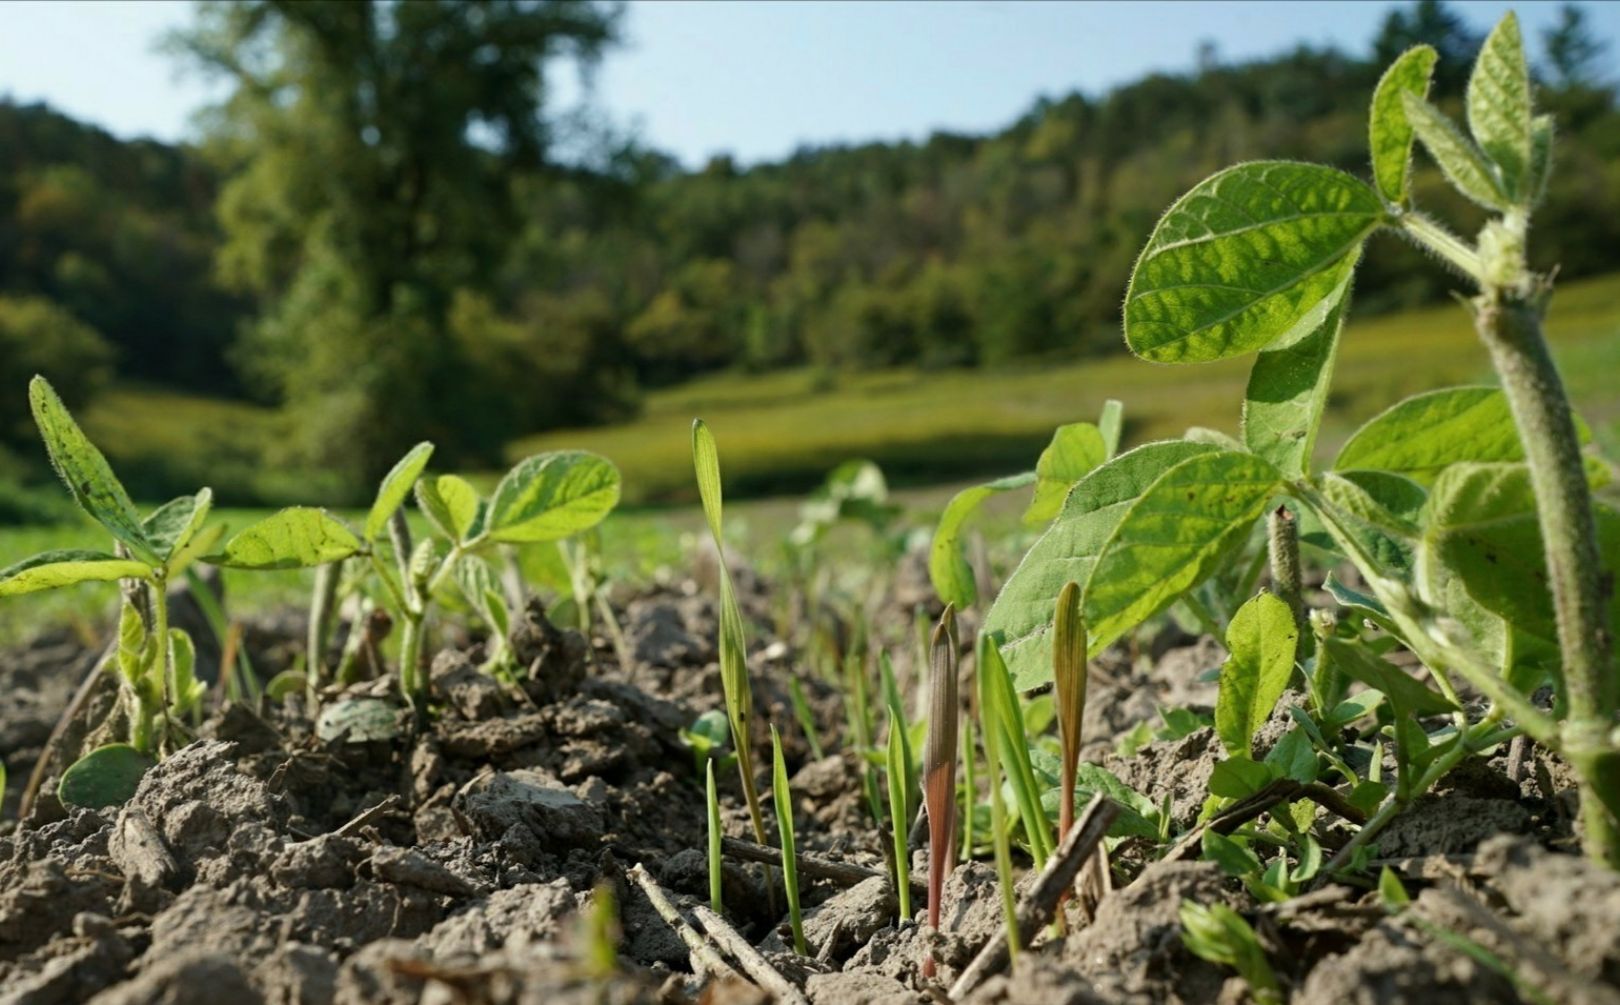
[0,1,1614,168]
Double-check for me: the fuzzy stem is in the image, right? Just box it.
[398,613,425,708]
[307,561,340,684]
[1400,212,1484,281]
[1474,293,1620,866]
[151,575,172,750]
[1267,505,1309,660]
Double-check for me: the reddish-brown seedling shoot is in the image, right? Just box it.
[922,605,960,979]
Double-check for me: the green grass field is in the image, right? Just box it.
[4,272,1618,641]
[511,272,1620,505]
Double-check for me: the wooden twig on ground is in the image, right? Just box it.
[626,863,743,985]
[722,835,929,894]
[692,903,811,1005]
[947,793,1118,1000]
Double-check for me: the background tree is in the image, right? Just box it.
[174,0,622,488]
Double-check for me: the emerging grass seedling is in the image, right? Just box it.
[975,632,1021,967]
[690,419,771,850]
[1052,582,1087,843]
[922,607,960,954]
[771,725,807,955]
[887,708,913,922]
[707,758,723,913]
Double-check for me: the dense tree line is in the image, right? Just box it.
[0,0,1615,499]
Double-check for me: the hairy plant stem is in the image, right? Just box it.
[307,561,340,685]
[1399,212,1484,281]
[151,574,172,753]
[1473,292,1620,866]
[1267,505,1308,659]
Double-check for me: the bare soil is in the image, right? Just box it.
[2,568,1616,1005]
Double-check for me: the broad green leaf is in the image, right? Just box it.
[207,507,362,570]
[1264,727,1319,784]
[1369,46,1438,206]
[1321,636,1456,717]
[1216,593,1300,757]
[143,489,213,563]
[985,440,1220,688]
[1466,12,1532,201]
[28,376,152,560]
[1124,161,1381,363]
[366,441,434,542]
[1335,387,1590,484]
[1082,451,1283,668]
[1424,463,1620,649]
[488,451,620,544]
[1402,93,1509,211]
[692,420,726,543]
[58,744,153,809]
[1242,273,1350,478]
[1208,757,1281,799]
[1025,423,1107,525]
[0,550,150,596]
[1041,762,1164,840]
[1526,114,1554,207]
[1313,471,1426,577]
[930,472,1035,608]
[417,474,484,543]
[1098,399,1124,459]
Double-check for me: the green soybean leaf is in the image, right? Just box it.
[1025,423,1108,525]
[1321,635,1456,717]
[1083,451,1283,668]
[1313,471,1426,577]
[417,474,485,543]
[207,507,362,570]
[1124,161,1381,363]
[488,451,620,544]
[1216,592,1300,757]
[28,376,152,560]
[1526,114,1554,207]
[1242,273,1350,478]
[366,441,434,542]
[116,595,151,684]
[1369,45,1438,206]
[1336,387,1590,484]
[0,550,150,596]
[930,472,1036,609]
[985,440,1220,688]
[167,523,225,579]
[1401,93,1510,211]
[1466,12,1532,201]
[1425,463,1620,647]
[143,489,213,563]
[58,743,153,809]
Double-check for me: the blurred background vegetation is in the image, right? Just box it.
[1,0,1617,516]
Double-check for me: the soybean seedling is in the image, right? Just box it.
[771,725,807,955]
[690,420,771,851]
[919,606,960,977]
[982,12,1620,871]
[0,378,218,806]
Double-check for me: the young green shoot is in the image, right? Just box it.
[771,725,807,955]
[976,632,1021,967]
[1179,901,1283,1005]
[922,606,960,946]
[707,757,724,914]
[887,708,914,922]
[691,420,771,849]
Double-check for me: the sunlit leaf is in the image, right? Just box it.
[1369,45,1437,205]
[1024,422,1108,524]
[1215,592,1299,757]
[0,550,150,596]
[366,441,434,542]
[929,472,1034,608]
[1402,93,1509,211]
[206,507,362,569]
[28,376,152,560]
[1242,273,1350,478]
[143,489,213,563]
[487,451,620,543]
[1124,161,1381,363]
[1466,12,1532,201]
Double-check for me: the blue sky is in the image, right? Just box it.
[1,1,1614,167]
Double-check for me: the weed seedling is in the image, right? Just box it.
[1179,901,1283,1005]
[921,607,959,955]
[975,632,1021,967]
[690,419,771,850]
[707,758,723,914]
[771,725,807,955]
[887,708,913,922]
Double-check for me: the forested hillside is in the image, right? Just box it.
[1,0,1615,502]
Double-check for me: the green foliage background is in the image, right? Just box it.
[0,1,1616,505]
